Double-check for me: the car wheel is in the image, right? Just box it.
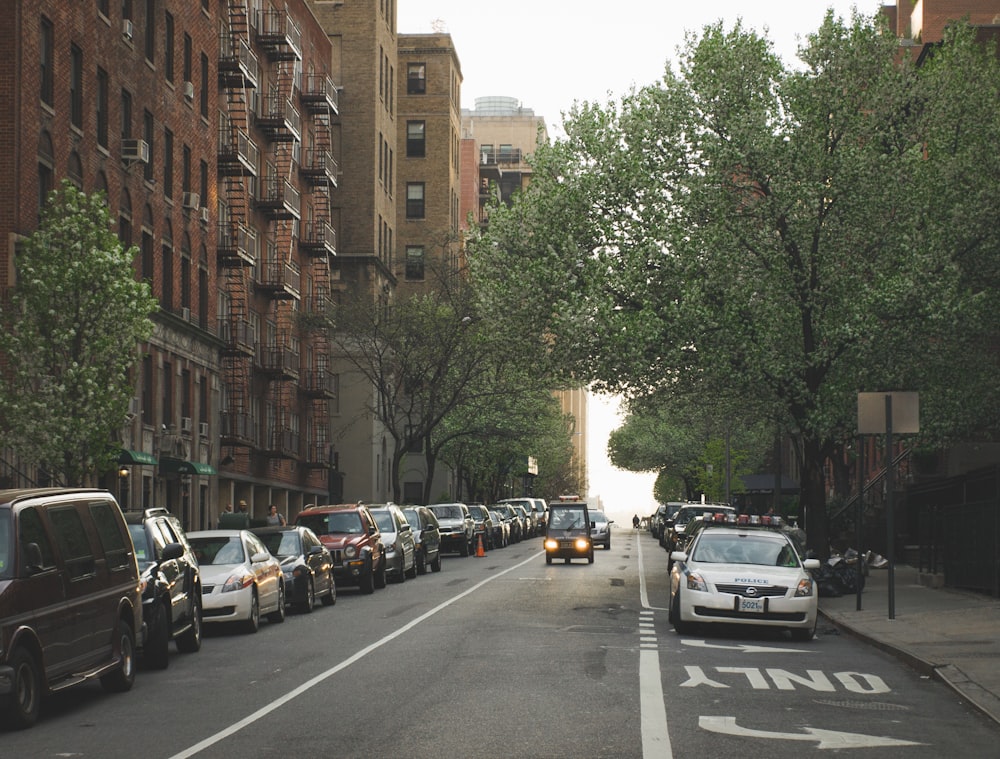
[5,647,42,729]
[405,553,418,579]
[394,557,406,583]
[298,577,315,614]
[100,620,136,693]
[671,590,693,635]
[144,600,170,670]
[374,560,387,589]
[789,620,817,642]
[430,552,442,572]
[416,549,428,575]
[459,539,469,557]
[320,572,336,606]
[245,589,260,633]
[564,558,570,564]
[545,555,552,565]
[267,583,286,623]
[359,564,375,594]
[588,550,595,564]
[176,598,202,653]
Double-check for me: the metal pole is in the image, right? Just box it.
[856,434,864,612]
[885,394,895,620]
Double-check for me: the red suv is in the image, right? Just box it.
[294,504,387,594]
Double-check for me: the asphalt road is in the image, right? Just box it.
[5,529,998,758]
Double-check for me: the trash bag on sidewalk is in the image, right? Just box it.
[813,553,866,597]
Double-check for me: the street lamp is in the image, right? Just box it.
[118,467,129,510]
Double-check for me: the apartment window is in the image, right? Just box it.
[180,240,191,311]
[143,110,154,181]
[67,152,83,188]
[144,0,155,63]
[162,361,173,429]
[141,228,153,281]
[405,246,424,280]
[183,33,192,84]
[406,121,425,158]
[163,128,173,199]
[182,145,191,193]
[407,62,425,94]
[406,183,425,219]
[164,12,174,82]
[199,160,208,209]
[70,45,84,129]
[162,241,174,310]
[121,89,133,139]
[98,0,110,17]
[38,132,54,216]
[122,0,133,22]
[40,17,54,106]
[200,53,209,117]
[96,68,109,147]
[142,354,153,420]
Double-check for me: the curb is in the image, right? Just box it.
[819,609,1000,728]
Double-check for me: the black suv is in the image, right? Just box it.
[125,508,202,669]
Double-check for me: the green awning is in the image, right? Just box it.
[118,449,158,466]
[159,457,217,475]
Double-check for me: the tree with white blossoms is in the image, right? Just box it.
[0,181,158,486]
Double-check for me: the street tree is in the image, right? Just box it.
[470,14,1000,555]
[0,181,157,486]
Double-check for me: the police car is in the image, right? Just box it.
[668,513,821,641]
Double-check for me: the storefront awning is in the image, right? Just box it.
[118,449,158,466]
[159,457,217,475]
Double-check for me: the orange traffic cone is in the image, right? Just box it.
[475,534,486,557]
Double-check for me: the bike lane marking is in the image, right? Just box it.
[637,533,673,759]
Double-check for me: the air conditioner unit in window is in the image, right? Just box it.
[180,416,192,433]
[183,81,194,100]
[128,397,141,417]
[121,138,149,164]
[199,421,209,438]
[122,19,133,40]
[181,306,191,321]
[182,192,200,209]
[199,206,210,224]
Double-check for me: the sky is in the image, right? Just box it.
[396,2,887,518]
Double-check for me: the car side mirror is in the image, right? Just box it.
[664,519,675,528]
[670,551,688,563]
[24,541,45,573]
[250,551,269,563]
[803,558,821,570]
[161,542,185,562]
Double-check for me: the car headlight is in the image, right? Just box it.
[544,538,558,550]
[686,572,707,592]
[574,538,589,551]
[221,571,254,593]
[794,577,814,597]
[344,545,358,559]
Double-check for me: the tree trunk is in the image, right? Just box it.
[800,436,830,559]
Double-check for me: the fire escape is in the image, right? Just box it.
[255,8,302,462]
[299,69,340,471]
[218,0,259,454]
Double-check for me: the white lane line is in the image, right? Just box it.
[637,533,673,759]
[168,552,543,759]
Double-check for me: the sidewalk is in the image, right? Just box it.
[819,563,1000,726]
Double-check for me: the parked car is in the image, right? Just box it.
[427,503,474,556]
[590,509,612,550]
[294,504,387,593]
[251,525,336,612]
[467,504,495,550]
[651,502,685,541]
[125,507,202,669]
[663,504,736,561]
[0,488,142,729]
[668,523,821,641]
[369,505,417,583]
[499,498,539,537]
[401,506,442,574]
[487,508,509,548]
[187,530,285,633]
[494,504,523,543]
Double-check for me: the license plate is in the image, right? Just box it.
[739,597,765,613]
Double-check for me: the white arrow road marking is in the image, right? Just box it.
[699,716,925,749]
[683,639,811,654]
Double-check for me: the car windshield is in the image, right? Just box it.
[548,507,586,530]
[371,511,395,533]
[0,510,11,579]
[258,531,301,558]
[592,511,607,523]
[430,505,461,519]
[402,509,420,527]
[190,536,247,565]
[692,534,800,567]
[298,511,364,535]
[127,523,155,569]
